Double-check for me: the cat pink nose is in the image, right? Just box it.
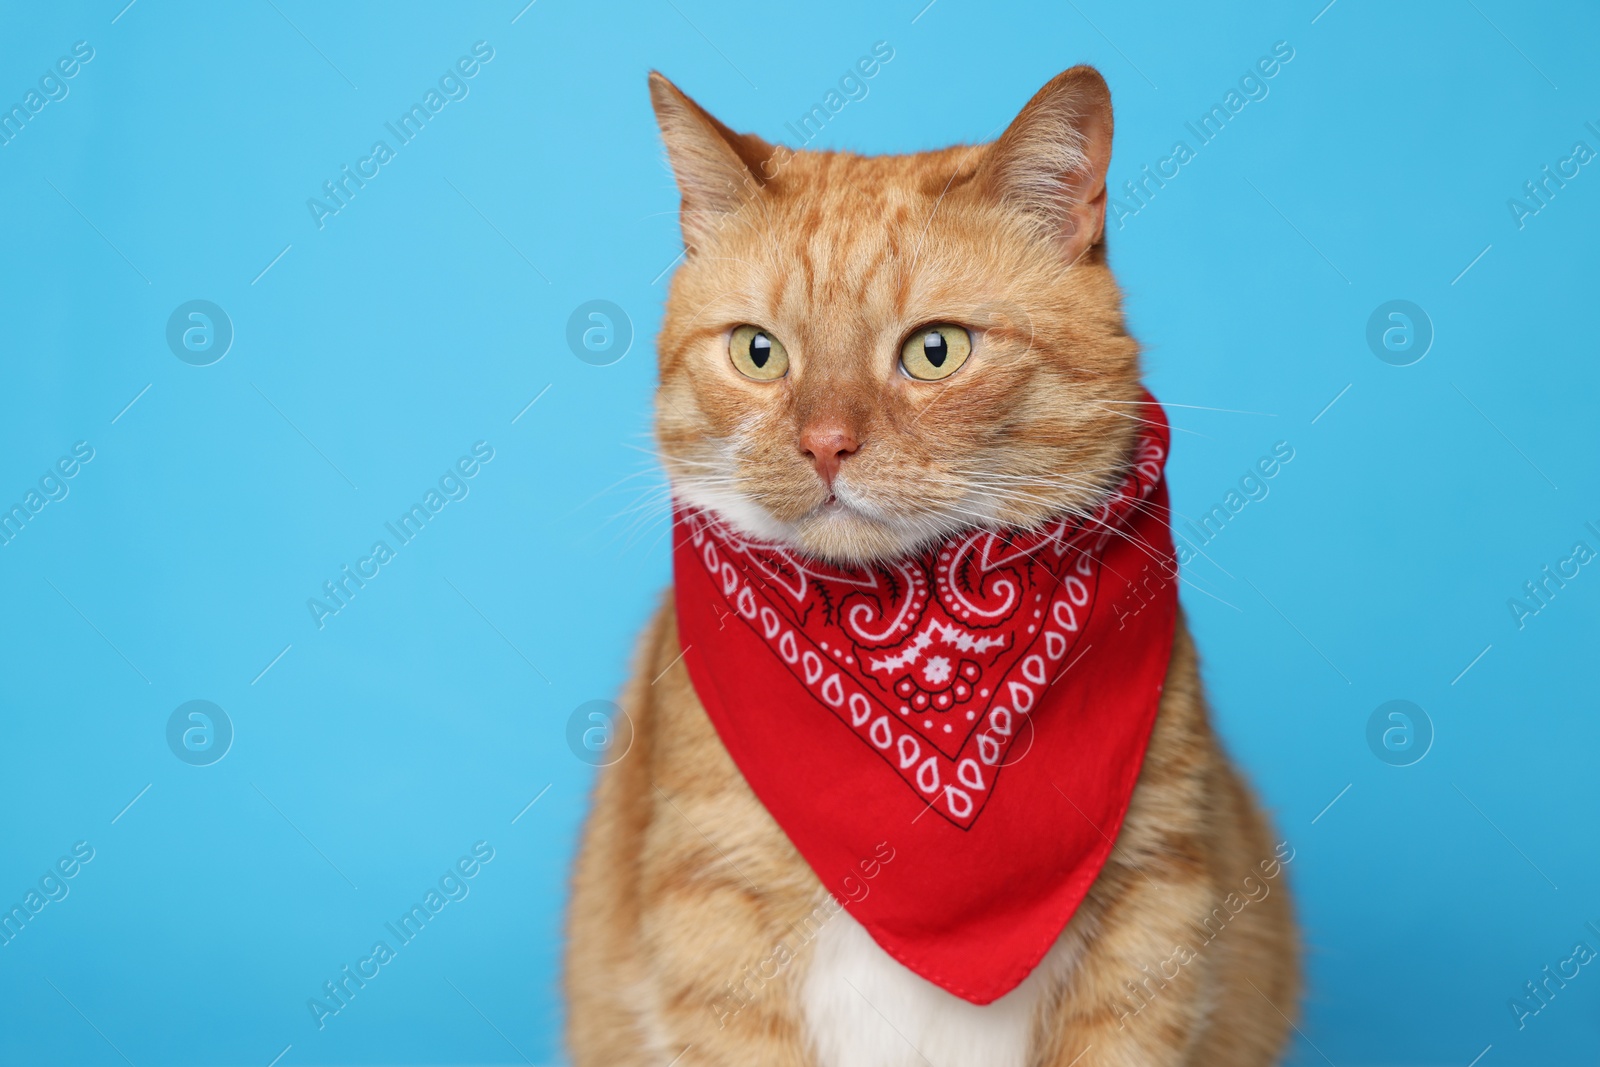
[800,424,860,486]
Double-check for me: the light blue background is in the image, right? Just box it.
[1,1,1596,1064]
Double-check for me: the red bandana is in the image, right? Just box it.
[671,396,1177,1004]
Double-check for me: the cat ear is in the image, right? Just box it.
[648,72,776,250]
[980,66,1114,263]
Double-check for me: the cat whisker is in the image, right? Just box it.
[1093,405,1214,440]
[1097,399,1277,417]
[568,465,677,517]
[620,442,727,470]
[605,490,675,531]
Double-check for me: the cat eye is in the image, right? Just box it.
[729,325,790,381]
[899,324,972,382]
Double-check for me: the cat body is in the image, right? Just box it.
[565,66,1297,1066]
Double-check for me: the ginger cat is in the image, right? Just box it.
[565,65,1298,1067]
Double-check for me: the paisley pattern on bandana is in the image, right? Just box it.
[679,427,1166,828]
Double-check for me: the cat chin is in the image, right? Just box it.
[791,515,948,566]
[671,479,990,566]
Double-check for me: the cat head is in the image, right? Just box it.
[649,66,1143,564]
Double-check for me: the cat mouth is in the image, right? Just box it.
[815,494,853,520]
[806,489,876,528]
[817,487,868,518]
[809,487,899,531]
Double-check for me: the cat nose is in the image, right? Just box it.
[799,424,860,486]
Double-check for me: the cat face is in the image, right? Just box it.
[650,67,1143,564]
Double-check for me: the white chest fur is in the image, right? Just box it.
[801,910,1080,1067]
